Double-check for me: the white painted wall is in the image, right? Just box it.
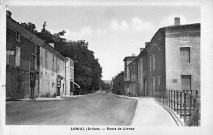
[165,29,200,91]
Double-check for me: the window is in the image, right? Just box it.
[153,77,155,91]
[45,60,47,74]
[180,47,190,63]
[34,45,37,54]
[16,32,21,42]
[32,55,37,70]
[45,51,48,73]
[7,50,15,65]
[40,57,43,77]
[180,32,189,42]
[150,56,152,72]
[45,51,48,58]
[153,77,155,95]
[153,54,155,70]
[15,46,20,67]
[52,55,55,73]
[158,76,161,90]
[181,75,191,90]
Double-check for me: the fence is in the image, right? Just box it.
[155,90,200,126]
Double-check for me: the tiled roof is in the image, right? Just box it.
[7,16,68,61]
[162,23,200,29]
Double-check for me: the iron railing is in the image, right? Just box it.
[155,90,200,126]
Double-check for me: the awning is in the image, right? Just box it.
[72,81,80,88]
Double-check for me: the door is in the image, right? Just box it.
[144,80,147,96]
[181,75,191,90]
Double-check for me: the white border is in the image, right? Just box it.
[1,0,213,135]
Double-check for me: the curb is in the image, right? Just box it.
[6,91,102,102]
[154,99,184,126]
[129,99,138,125]
[109,92,138,100]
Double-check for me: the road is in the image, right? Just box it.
[6,91,137,125]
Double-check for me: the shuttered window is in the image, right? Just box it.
[181,75,191,90]
[153,54,155,70]
[153,77,155,92]
[158,76,161,90]
[15,46,20,67]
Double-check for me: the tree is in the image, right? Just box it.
[21,22,37,33]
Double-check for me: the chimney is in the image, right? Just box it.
[6,10,12,18]
[145,42,149,47]
[48,43,54,48]
[140,48,144,52]
[174,17,180,26]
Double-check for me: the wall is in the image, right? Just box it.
[147,29,166,97]
[165,26,200,91]
[112,72,124,95]
[6,15,70,99]
[138,56,144,96]
[123,57,135,95]
[6,27,39,99]
[128,60,138,96]
[65,57,74,95]
[39,47,67,97]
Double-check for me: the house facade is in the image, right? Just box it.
[112,72,124,95]
[65,58,75,95]
[165,22,200,92]
[6,10,73,99]
[123,56,136,95]
[127,17,200,97]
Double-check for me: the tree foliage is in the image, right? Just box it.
[22,22,103,94]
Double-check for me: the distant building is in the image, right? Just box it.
[123,56,136,95]
[66,58,75,95]
[127,17,200,97]
[112,72,124,95]
[6,10,73,99]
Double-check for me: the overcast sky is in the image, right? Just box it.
[9,5,200,80]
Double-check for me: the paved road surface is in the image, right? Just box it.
[6,92,137,125]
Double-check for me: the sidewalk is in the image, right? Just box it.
[115,94,181,126]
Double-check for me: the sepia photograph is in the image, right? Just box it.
[0,0,213,135]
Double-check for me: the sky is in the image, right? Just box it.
[8,5,200,80]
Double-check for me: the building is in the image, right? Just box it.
[112,72,124,95]
[127,17,200,97]
[6,10,74,99]
[66,58,75,95]
[123,56,136,95]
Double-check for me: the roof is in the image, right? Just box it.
[123,56,136,61]
[127,22,200,67]
[6,15,68,61]
[162,23,200,29]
